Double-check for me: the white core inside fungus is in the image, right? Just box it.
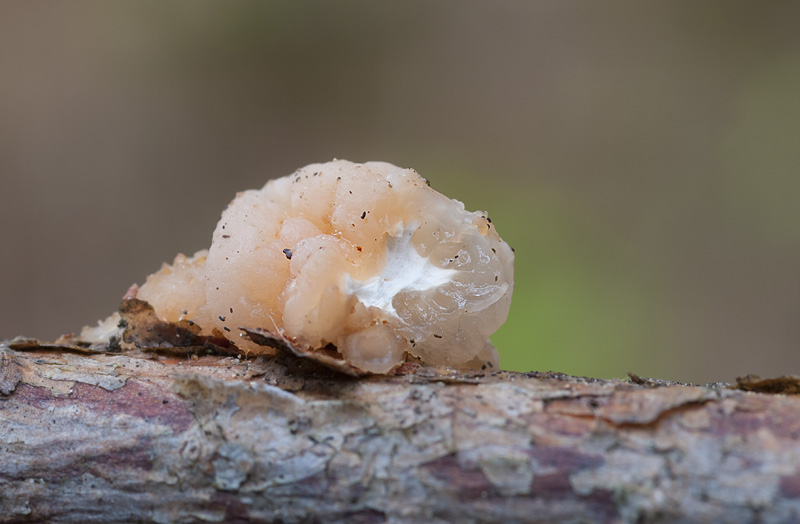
[96,160,514,373]
[346,223,457,319]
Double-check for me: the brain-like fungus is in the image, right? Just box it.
[81,160,514,373]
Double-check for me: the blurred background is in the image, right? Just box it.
[2,1,799,383]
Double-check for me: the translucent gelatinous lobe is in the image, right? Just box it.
[93,160,515,373]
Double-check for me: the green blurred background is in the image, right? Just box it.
[2,1,799,383]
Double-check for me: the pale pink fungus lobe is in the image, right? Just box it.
[83,160,514,373]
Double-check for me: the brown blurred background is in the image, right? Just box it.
[2,1,799,383]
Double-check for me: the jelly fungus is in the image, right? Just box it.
[81,160,514,373]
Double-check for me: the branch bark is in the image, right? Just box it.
[2,342,800,523]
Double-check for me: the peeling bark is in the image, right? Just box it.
[2,343,800,523]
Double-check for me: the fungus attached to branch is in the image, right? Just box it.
[79,160,514,373]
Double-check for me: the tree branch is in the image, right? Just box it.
[2,343,799,523]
